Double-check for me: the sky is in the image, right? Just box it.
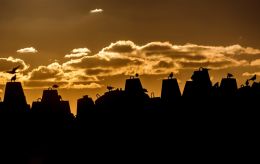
[0,0,260,114]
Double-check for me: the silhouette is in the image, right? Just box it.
[220,75,238,97]
[246,80,250,86]
[213,82,219,88]
[6,65,20,74]
[11,74,16,82]
[249,75,257,81]
[183,67,212,97]
[227,73,234,79]
[161,73,181,105]
[0,67,259,163]
[1,81,29,113]
[168,72,174,79]
[52,84,59,89]
[107,85,114,92]
[201,67,211,71]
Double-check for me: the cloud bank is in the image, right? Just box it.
[2,41,260,89]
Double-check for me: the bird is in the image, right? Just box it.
[107,86,114,91]
[200,67,211,71]
[6,65,20,74]
[227,73,234,79]
[168,72,174,79]
[245,80,250,86]
[52,84,59,89]
[11,75,16,82]
[249,75,257,81]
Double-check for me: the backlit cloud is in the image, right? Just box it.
[65,48,91,58]
[90,9,103,14]
[0,57,29,83]
[17,47,38,54]
[0,57,29,72]
[8,40,260,89]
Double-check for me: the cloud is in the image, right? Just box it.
[0,57,29,83]
[68,83,103,89]
[28,62,63,81]
[71,48,91,54]
[250,59,260,66]
[65,48,91,58]
[242,72,260,77]
[101,41,137,53]
[17,47,38,54]
[0,57,29,72]
[14,40,260,89]
[90,9,103,14]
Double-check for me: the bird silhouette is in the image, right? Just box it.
[249,75,257,81]
[6,65,20,74]
[168,72,174,79]
[245,80,250,86]
[227,73,234,79]
[200,67,211,71]
[107,86,114,91]
[52,84,59,89]
[11,75,16,82]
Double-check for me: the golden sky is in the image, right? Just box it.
[1,0,260,114]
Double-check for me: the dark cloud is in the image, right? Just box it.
[153,61,174,69]
[179,61,236,69]
[65,56,142,69]
[86,68,112,75]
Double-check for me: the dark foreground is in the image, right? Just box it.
[0,98,258,164]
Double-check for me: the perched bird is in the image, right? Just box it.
[52,84,59,89]
[6,65,20,74]
[249,75,257,81]
[168,72,174,79]
[107,86,114,91]
[201,67,211,71]
[227,73,234,79]
[245,80,250,86]
[11,75,16,82]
